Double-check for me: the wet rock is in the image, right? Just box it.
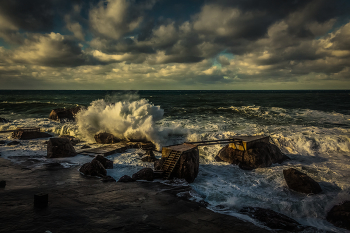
[141,150,158,162]
[132,168,154,181]
[7,141,21,146]
[12,130,52,140]
[79,160,106,177]
[49,106,81,121]
[102,176,116,182]
[215,142,289,169]
[283,168,322,194]
[117,175,135,182]
[0,180,6,188]
[47,138,77,158]
[240,207,305,231]
[0,117,10,123]
[172,148,199,183]
[92,155,113,169]
[0,140,6,146]
[94,133,121,144]
[326,201,350,230]
[81,145,91,149]
[59,135,80,145]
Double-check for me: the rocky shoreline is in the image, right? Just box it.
[0,157,272,233]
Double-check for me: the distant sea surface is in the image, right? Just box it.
[1,90,350,232]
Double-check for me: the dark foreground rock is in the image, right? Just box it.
[0,180,6,188]
[47,138,77,158]
[240,207,308,231]
[117,175,135,182]
[141,150,158,162]
[326,201,350,230]
[92,155,113,169]
[12,130,52,140]
[94,133,121,144]
[0,117,10,123]
[79,160,107,177]
[0,157,270,233]
[0,140,6,146]
[59,135,80,145]
[283,168,322,194]
[132,168,154,181]
[215,142,289,169]
[49,106,81,121]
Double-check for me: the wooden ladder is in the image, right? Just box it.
[162,150,182,180]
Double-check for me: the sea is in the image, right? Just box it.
[0,90,350,232]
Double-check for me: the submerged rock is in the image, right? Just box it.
[240,207,306,231]
[132,168,154,181]
[327,201,350,230]
[92,155,113,169]
[47,138,77,158]
[215,142,289,169]
[0,117,10,123]
[59,135,80,145]
[283,168,322,194]
[79,160,106,177]
[12,130,52,140]
[6,141,21,146]
[49,106,81,121]
[94,133,121,144]
[117,175,135,183]
[141,150,158,162]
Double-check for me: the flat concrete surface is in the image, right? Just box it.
[0,158,271,233]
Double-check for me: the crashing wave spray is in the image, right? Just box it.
[76,94,186,148]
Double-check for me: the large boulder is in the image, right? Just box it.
[49,106,81,121]
[160,146,199,183]
[240,207,306,231]
[92,155,113,169]
[79,160,106,177]
[132,168,154,181]
[215,142,289,169]
[94,133,121,144]
[59,135,80,145]
[47,138,77,158]
[12,130,52,140]
[326,201,350,230]
[283,168,322,194]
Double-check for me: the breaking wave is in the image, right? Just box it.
[76,94,186,148]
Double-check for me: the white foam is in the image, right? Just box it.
[76,95,187,149]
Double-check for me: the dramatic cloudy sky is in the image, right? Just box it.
[0,0,349,90]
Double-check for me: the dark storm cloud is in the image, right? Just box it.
[0,0,349,89]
